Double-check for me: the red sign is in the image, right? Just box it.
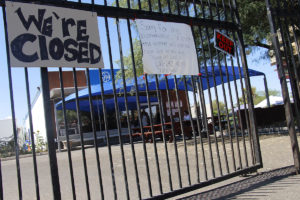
[214,30,235,57]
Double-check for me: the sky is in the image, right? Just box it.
[0,5,282,127]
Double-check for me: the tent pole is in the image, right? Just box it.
[264,75,270,108]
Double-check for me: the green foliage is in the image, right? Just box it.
[56,110,90,126]
[239,87,281,105]
[0,139,15,158]
[212,99,226,115]
[35,131,46,152]
[269,89,281,96]
[115,39,144,81]
[237,0,272,53]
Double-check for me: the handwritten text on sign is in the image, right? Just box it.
[136,19,198,75]
[214,30,235,57]
[6,1,104,68]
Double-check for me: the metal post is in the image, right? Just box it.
[2,6,23,199]
[0,159,3,200]
[265,0,300,173]
[264,75,271,108]
[40,68,62,199]
[233,0,262,167]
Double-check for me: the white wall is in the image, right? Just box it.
[0,118,14,139]
[24,93,47,142]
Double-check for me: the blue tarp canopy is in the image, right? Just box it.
[56,66,264,112]
[57,96,158,113]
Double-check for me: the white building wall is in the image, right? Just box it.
[0,118,14,140]
[24,92,47,142]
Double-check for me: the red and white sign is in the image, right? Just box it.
[214,30,235,57]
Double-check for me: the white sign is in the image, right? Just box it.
[136,19,199,75]
[6,1,104,68]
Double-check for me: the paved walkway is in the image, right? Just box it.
[1,134,299,199]
[174,135,300,200]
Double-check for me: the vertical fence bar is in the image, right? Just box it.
[233,0,262,166]
[230,2,254,165]
[174,75,192,186]
[265,0,300,172]
[263,75,270,108]
[164,75,183,188]
[58,68,76,200]
[222,0,240,171]
[174,0,192,186]
[183,0,202,184]
[227,0,249,168]
[229,0,253,168]
[41,68,62,200]
[2,6,23,200]
[192,1,216,178]
[184,76,200,183]
[144,74,163,193]
[0,159,3,200]
[123,4,143,199]
[197,27,216,178]
[214,0,231,174]
[72,69,91,200]
[146,0,174,191]
[154,75,173,191]
[24,68,40,200]
[194,75,209,181]
[201,0,224,177]
[114,16,130,200]
[125,18,143,200]
[97,69,118,200]
[216,0,238,169]
[85,68,105,199]
[217,0,239,169]
[164,0,184,188]
[105,0,151,196]
[277,0,300,131]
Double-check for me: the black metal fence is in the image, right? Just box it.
[0,0,262,199]
[265,0,300,172]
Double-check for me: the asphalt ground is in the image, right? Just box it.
[1,134,299,200]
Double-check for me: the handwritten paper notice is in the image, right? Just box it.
[6,1,104,68]
[136,19,199,75]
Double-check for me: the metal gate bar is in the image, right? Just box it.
[2,5,22,200]
[274,0,300,131]
[265,0,300,172]
[0,159,3,200]
[58,67,77,199]
[24,67,40,200]
[72,68,92,200]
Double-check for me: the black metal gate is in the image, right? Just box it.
[265,0,300,173]
[0,0,262,199]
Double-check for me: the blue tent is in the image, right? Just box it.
[56,96,158,113]
[56,66,265,112]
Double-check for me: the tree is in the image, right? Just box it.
[212,100,226,115]
[239,87,281,105]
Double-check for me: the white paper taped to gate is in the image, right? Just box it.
[136,19,199,75]
[5,1,104,68]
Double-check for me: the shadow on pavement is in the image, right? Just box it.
[178,166,297,200]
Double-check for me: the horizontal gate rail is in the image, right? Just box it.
[145,164,262,200]
[0,0,238,30]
